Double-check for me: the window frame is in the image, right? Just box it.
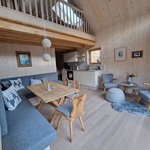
[89,48,101,64]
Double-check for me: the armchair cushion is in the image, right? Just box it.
[104,83,117,89]
[101,74,113,83]
[139,90,150,102]
[57,102,73,117]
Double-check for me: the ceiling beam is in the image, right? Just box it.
[0,19,95,46]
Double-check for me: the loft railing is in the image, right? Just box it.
[0,0,94,35]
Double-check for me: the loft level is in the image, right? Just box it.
[0,0,94,35]
[0,0,95,50]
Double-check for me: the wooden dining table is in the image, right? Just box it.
[27,82,79,104]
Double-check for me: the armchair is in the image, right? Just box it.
[101,74,118,92]
[138,83,150,111]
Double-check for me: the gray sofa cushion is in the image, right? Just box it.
[1,81,11,91]
[2,95,57,150]
[17,88,35,99]
[0,89,8,136]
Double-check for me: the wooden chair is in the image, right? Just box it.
[138,83,150,111]
[51,95,86,143]
[63,78,69,86]
[65,80,80,101]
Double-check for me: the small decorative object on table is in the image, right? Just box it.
[126,72,136,84]
[47,83,51,92]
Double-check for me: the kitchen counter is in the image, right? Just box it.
[62,70,102,90]
[62,70,101,72]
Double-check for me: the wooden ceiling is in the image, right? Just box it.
[75,0,150,31]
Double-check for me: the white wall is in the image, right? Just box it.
[94,14,150,86]
[0,42,56,79]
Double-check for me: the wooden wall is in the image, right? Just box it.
[95,14,150,86]
[0,42,56,79]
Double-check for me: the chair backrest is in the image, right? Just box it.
[101,74,113,83]
[71,95,86,118]
[144,83,150,90]
[73,80,80,90]
[63,78,68,86]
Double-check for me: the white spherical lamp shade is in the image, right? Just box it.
[42,38,52,48]
[43,53,51,61]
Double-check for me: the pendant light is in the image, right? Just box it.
[42,19,52,62]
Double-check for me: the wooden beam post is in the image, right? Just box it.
[6,0,10,8]
[54,0,58,23]
[34,0,38,18]
[50,0,53,22]
[46,0,49,20]
[14,0,18,11]
[40,0,44,19]
[21,0,26,13]
[59,1,62,25]
[29,0,32,16]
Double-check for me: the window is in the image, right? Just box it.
[52,0,82,27]
[89,49,101,64]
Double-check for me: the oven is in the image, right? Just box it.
[67,71,74,80]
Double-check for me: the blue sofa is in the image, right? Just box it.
[0,73,58,150]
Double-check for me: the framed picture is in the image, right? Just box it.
[16,51,32,67]
[114,47,127,61]
[132,51,143,58]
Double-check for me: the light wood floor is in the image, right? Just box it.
[39,87,150,150]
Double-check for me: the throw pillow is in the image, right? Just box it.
[9,78,24,91]
[30,79,42,85]
[2,85,22,111]
[1,81,11,91]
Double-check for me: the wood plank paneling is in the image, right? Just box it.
[94,14,150,86]
[0,42,56,79]
[75,0,150,32]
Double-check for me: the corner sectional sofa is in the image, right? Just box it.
[0,72,58,150]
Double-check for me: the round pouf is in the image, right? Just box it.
[106,88,125,103]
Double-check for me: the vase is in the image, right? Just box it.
[47,83,51,91]
[127,77,133,84]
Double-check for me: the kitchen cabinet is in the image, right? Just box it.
[62,70,101,90]
[74,70,101,90]
[63,52,79,62]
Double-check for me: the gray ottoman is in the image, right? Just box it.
[106,88,125,103]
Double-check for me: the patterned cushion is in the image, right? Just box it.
[9,78,25,91]
[2,85,22,111]
[30,79,42,85]
[1,81,11,91]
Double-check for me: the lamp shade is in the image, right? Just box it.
[42,38,52,48]
[43,53,51,61]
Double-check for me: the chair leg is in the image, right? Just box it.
[50,111,56,125]
[69,120,73,143]
[137,97,141,103]
[104,88,106,92]
[56,114,62,130]
[79,116,85,131]
[147,104,150,112]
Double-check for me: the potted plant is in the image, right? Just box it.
[126,72,136,84]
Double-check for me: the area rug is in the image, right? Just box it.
[112,102,150,116]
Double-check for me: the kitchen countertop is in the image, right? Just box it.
[62,69,102,72]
